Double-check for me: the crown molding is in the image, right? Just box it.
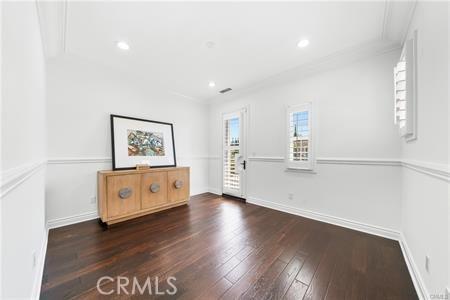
[400,1,418,45]
[381,0,417,44]
[381,0,392,40]
[208,39,401,105]
[36,0,67,58]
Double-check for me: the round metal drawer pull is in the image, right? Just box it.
[118,187,132,199]
[174,180,183,189]
[150,183,160,193]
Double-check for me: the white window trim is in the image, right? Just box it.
[286,102,315,171]
[221,107,248,198]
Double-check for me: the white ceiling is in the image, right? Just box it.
[39,1,416,102]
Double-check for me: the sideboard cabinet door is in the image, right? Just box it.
[167,169,190,203]
[141,172,168,209]
[106,174,141,218]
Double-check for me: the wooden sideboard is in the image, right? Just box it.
[98,167,190,225]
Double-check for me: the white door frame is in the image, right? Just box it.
[221,107,248,199]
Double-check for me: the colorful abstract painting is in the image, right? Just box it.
[127,129,165,156]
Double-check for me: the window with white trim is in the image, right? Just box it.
[394,30,417,141]
[286,103,314,170]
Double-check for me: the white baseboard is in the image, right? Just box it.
[45,189,216,230]
[46,190,217,230]
[246,196,432,299]
[47,211,99,229]
[399,233,429,300]
[31,228,48,300]
[207,187,222,195]
[40,193,426,300]
[247,196,400,240]
[191,188,211,196]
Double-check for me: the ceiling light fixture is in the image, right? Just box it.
[116,41,130,50]
[297,39,309,48]
[205,41,216,49]
[208,81,216,87]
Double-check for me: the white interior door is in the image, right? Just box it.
[222,109,247,198]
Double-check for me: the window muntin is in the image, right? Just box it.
[286,103,314,170]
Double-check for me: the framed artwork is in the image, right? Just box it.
[110,114,176,170]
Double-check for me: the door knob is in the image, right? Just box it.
[236,156,246,172]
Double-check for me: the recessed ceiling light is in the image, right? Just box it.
[297,39,309,48]
[208,81,216,87]
[116,41,130,50]
[205,41,216,49]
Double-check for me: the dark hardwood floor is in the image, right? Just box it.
[41,193,417,299]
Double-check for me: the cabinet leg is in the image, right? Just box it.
[98,218,109,230]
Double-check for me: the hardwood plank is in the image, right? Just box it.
[295,225,330,285]
[263,255,307,300]
[283,279,308,300]
[40,193,418,300]
[240,259,287,299]
[303,242,338,300]
[197,277,233,300]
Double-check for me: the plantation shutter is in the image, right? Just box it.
[394,60,407,130]
[393,30,417,141]
[223,117,240,192]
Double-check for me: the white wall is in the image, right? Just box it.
[0,2,3,297]
[400,2,449,297]
[208,51,402,233]
[1,1,47,298]
[46,54,209,225]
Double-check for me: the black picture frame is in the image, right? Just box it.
[110,114,177,170]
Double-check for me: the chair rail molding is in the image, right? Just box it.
[317,157,401,166]
[248,156,285,163]
[246,156,450,181]
[47,156,449,182]
[47,156,211,165]
[47,157,112,164]
[0,160,47,198]
[248,156,402,166]
[401,159,450,182]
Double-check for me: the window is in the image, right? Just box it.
[223,115,240,192]
[286,103,314,170]
[394,30,417,141]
